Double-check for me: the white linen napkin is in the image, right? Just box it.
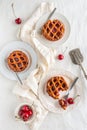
[18,2,55,88]
[18,2,54,43]
[10,0,87,130]
[13,2,55,130]
[13,82,48,130]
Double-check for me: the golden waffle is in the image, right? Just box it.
[46,76,68,99]
[59,99,67,110]
[7,50,29,72]
[42,19,65,41]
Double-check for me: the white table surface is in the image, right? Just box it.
[0,0,87,130]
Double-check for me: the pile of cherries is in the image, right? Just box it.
[18,105,33,121]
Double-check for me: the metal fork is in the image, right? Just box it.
[39,8,56,33]
[15,72,23,85]
[5,59,23,85]
[46,7,56,21]
[63,77,79,99]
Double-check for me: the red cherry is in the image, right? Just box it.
[67,98,74,104]
[18,105,33,121]
[22,112,30,121]
[15,18,22,24]
[58,88,62,91]
[20,105,29,111]
[28,109,33,116]
[11,4,22,25]
[18,109,24,117]
[58,54,64,60]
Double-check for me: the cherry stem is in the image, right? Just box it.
[73,95,80,100]
[63,47,68,55]
[11,3,17,18]
[31,101,34,107]
[15,116,20,119]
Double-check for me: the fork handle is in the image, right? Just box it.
[79,63,87,80]
[74,52,87,80]
[69,77,79,92]
[15,72,23,85]
[64,77,79,99]
[47,8,56,21]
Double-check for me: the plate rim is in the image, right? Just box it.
[38,69,81,113]
[0,40,38,80]
[35,12,71,48]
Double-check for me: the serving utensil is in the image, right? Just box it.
[63,77,79,99]
[46,7,56,22]
[15,72,23,85]
[5,59,23,85]
[39,7,56,33]
[69,48,87,79]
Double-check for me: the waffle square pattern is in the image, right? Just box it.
[42,19,65,41]
[46,76,69,99]
[7,50,29,72]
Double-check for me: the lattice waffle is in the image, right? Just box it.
[42,19,65,41]
[7,50,29,72]
[46,76,68,99]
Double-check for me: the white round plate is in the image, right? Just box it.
[0,41,37,80]
[35,12,70,48]
[38,69,81,113]
[15,102,36,124]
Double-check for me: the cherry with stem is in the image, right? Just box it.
[57,47,68,60]
[67,95,80,105]
[11,3,22,24]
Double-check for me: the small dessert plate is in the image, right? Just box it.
[38,69,81,113]
[15,102,36,124]
[0,41,37,80]
[35,12,70,48]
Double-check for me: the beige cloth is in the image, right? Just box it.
[13,2,55,130]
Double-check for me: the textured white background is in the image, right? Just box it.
[0,0,87,130]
